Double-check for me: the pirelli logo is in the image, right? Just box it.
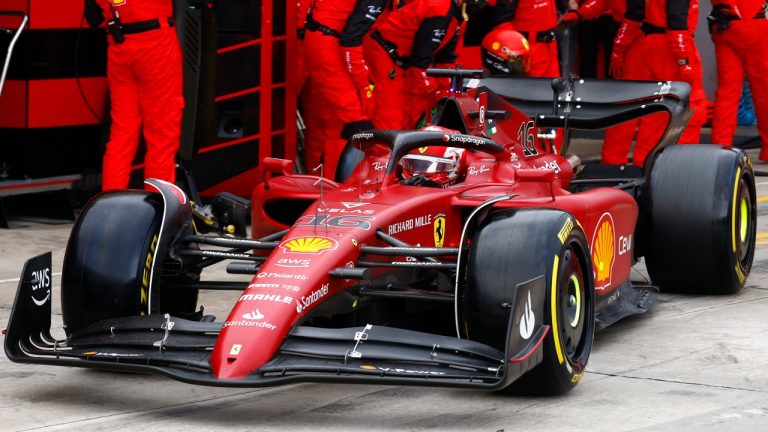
[558,218,574,244]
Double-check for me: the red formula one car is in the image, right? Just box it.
[5,70,757,395]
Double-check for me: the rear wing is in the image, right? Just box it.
[477,76,690,127]
[476,76,692,170]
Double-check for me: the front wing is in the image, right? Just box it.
[5,253,549,390]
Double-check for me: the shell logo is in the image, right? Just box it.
[591,213,615,291]
[280,237,338,254]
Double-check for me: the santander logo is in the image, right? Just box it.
[242,309,265,320]
[295,284,329,313]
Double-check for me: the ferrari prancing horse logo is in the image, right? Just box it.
[434,213,446,248]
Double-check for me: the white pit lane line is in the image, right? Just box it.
[0,272,62,285]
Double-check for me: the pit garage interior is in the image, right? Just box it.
[0,0,297,226]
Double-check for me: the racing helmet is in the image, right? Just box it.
[400,130,468,187]
[481,27,531,76]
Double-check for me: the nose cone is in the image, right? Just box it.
[210,300,292,379]
[209,229,357,380]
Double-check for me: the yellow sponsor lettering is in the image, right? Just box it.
[571,372,583,383]
[558,218,574,244]
[140,235,159,314]
[735,263,745,284]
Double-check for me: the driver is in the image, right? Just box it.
[481,27,532,76]
[400,145,468,188]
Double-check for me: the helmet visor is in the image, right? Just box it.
[508,55,529,75]
[400,154,454,175]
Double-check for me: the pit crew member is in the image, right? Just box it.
[85,0,183,190]
[365,0,464,130]
[490,0,560,77]
[708,0,768,160]
[303,0,386,178]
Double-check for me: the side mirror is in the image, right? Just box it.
[262,157,294,189]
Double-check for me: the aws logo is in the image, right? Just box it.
[279,237,338,254]
[591,213,615,291]
[275,258,311,268]
[30,266,51,307]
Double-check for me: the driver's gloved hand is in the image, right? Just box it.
[404,174,441,188]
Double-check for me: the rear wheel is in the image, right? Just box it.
[645,145,756,293]
[62,191,198,334]
[463,209,595,395]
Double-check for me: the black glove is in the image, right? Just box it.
[707,4,739,34]
[84,0,105,28]
[403,174,442,188]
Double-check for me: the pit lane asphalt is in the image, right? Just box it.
[2,150,768,432]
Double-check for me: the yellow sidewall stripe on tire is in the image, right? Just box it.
[551,254,565,365]
[731,167,741,254]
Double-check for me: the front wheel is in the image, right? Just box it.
[61,191,198,334]
[463,209,595,395]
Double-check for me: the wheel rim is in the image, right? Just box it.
[567,274,581,327]
[735,177,755,266]
[558,246,589,365]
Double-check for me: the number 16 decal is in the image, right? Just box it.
[517,121,537,157]
[296,215,374,230]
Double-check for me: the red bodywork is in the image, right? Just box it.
[209,84,638,379]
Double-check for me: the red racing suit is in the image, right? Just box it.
[573,0,626,22]
[94,0,183,191]
[566,0,625,78]
[297,0,323,174]
[365,0,462,129]
[709,0,768,159]
[303,0,386,179]
[297,0,312,93]
[602,0,707,166]
[492,0,560,77]
[601,8,644,165]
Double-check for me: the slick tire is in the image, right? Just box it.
[61,191,197,335]
[645,145,756,294]
[463,209,595,395]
